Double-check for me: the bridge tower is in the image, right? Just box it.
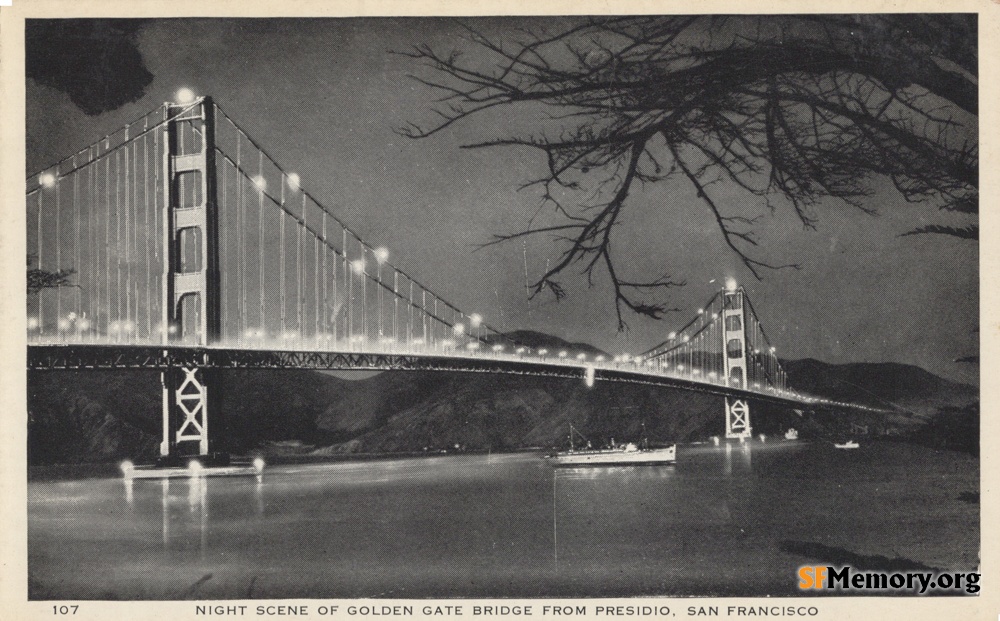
[721,285,751,439]
[158,96,225,465]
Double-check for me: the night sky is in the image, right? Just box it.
[25,17,979,385]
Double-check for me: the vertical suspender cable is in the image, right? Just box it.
[73,154,81,324]
[115,147,122,340]
[152,124,159,338]
[361,244,368,344]
[143,121,152,340]
[322,213,328,338]
[104,138,111,339]
[343,228,348,340]
[55,167,62,336]
[258,151,265,336]
[89,145,97,339]
[220,144,228,340]
[314,225,320,339]
[331,223,338,343]
[132,136,139,336]
[237,132,246,341]
[123,126,131,339]
[298,194,304,337]
[279,176,286,338]
[36,188,43,336]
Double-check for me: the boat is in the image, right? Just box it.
[834,440,860,449]
[548,424,676,467]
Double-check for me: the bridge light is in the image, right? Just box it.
[708,371,717,379]
[253,457,266,473]
[175,87,197,104]
[558,351,568,358]
[120,460,134,475]
[188,459,203,476]
[712,312,719,319]
[466,342,480,350]
[725,277,738,292]
[412,337,425,346]
[441,339,455,349]
[693,369,701,375]
[595,355,604,362]
[698,308,704,314]
[677,364,684,371]
[576,353,587,361]
[538,348,548,357]
[492,344,504,352]
[351,259,365,275]
[515,346,526,354]
[287,172,301,190]
[770,346,777,353]
[39,172,57,189]
[58,318,70,331]
[453,323,464,335]
[374,247,389,264]
[77,318,91,331]
[668,332,677,340]
[682,336,690,343]
[469,313,482,328]
[251,175,267,192]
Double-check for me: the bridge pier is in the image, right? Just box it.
[725,397,751,439]
[158,366,227,467]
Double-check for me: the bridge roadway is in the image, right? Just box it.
[25,343,873,412]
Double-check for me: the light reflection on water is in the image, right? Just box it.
[29,441,978,599]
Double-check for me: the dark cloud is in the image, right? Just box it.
[26,19,153,115]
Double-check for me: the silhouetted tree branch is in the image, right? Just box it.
[401,15,977,326]
[27,255,75,295]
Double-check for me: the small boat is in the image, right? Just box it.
[548,424,676,467]
[834,440,860,450]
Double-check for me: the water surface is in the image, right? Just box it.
[28,441,978,599]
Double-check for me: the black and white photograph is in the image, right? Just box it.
[7,2,990,616]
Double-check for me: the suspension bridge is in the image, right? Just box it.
[26,94,872,464]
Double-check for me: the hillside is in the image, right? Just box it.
[783,358,977,418]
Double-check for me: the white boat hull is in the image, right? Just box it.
[549,445,676,467]
[834,442,860,450]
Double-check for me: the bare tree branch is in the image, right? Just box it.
[401,15,977,326]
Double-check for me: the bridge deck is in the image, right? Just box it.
[25,343,874,412]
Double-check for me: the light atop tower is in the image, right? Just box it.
[725,277,738,292]
[175,87,197,104]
